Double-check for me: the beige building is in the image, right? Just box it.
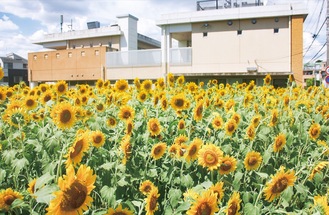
[29,1,308,87]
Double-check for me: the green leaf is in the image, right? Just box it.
[168,188,182,208]
[148,168,158,177]
[34,184,58,204]
[180,174,194,188]
[263,145,272,164]
[244,203,260,215]
[100,162,116,170]
[131,200,142,208]
[233,171,243,190]
[35,172,55,191]
[2,149,17,164]
[12,157,29,175]
[175,201,190,213]
[0,169,6,184]
[100,186,116,205]
[117,177,128,187]
[281,186,294,207]
[255,172,268,179]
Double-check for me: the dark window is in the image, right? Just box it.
[203,32,208,37]
[274,28,279,33]
[237,30,242,35]
[4,62,13,69]
[23,64,27,69]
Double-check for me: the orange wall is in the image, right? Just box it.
[28,46,107,82]
[291,15,304,85]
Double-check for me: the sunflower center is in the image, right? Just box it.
[123,111,131,119]
[214,120,221,127]
[178,122,185,129]
[118,84,127,91]
[70,139,84,158]
[271,115,278,124]
[144,185,152,193]
[93,135,102,144]
[196,106,203,116]
[4,194,15,206]
[141,94,146,100]
[227,123,236,132]
[26,99,34,107]
[204,152,217,165]
[189,145,197,156]
[248,156,258,166]
[228,202,237,215]
[44,95,51,102]
[197,202,212,215]
[60,109,72,124]
[154,147,162,155]
[271,177,288,193]
[149,195,158,211]
[61,181,87,211]
[97,104,104,110]
[221,160,232,171]
[127,123,133,134]
[311,128,319,136]
[151,123,159,132]
[175,99,184,107]
[57,84,66,93]
[113,212,128,215]
[275,138,283,147]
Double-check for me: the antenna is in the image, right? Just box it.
[60,15,63,33]
[68,19,73,31]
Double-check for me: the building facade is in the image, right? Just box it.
[29,1,308,87]
[0,53,28,84]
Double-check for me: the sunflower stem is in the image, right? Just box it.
[55,142,65,182]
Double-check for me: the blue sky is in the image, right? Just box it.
[0,0,326,64]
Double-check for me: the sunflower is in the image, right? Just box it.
[186,82,198,93]
[183,189,199,201]
[40,90,54,104]
[141,79,153,92]
[245,124,256,141]
[263,166,296,202]
[176,75,185,86]
[120,135,132,164]
[160,97,168,110]
[6,88,14,98]
[156,77,165,90]
[219,155,237,175]
[147,118,162,137]
[313,195,329,214]
[2,107,29,127]
[212,115,224,130]
[186,190,219,215]
[309,123,321,141]
[46,165,96,215]
[273,133,286,153]
[269,109,279,127]
[225,192,241,215]
[114,79,129,92]
[39,83,49,92]
[145,187,160,215]
[231,112,241,125]
[23,95,37,110]
[309,161,329,180]
[125,119,134,135]
[151,142,167,160]
[51,102,76,129]
[177,119,186,130]
[95,102,105,112]
[90,130,105,148]
[244,151,262,171]
[105,204,134,215]
[251,115,261,127]
[96,79,104,89]
[55,80,68,96]
[185,138,203,163]
[137,90,148,102]
[264,74,272,85]
[107,116,117,128]
[167,73,175,87]
[65,134,90,166]
[27,178,37,197]
[209,182,224,203]
[0,89,7,102]
[198,143,223,171]
[0,188,23,211]
[243,93,253,107]
[225,119,238,136]
[173,134,188,146]
[139,180,156,196]
[170,94,190,111]
[168,143,181,158]
[193,100,204,122]
[225,99,235,112]
[134,78,141,89]
[118,105,135,121]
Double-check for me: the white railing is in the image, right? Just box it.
[106,49,162,68]
[170,47,192,66]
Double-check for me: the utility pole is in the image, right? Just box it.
[327,0,329,66]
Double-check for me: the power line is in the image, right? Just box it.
[303,16,328,58]
[307,42,327,63]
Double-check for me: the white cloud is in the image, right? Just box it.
[0,15,19,31]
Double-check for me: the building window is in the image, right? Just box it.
[14,76,23,83]
[68,52,72,58]
[95,50,99,56]
[274,28,279,33]
[237,30,242,35]
[33,55,37,60]
[81,51,85,57]
[56,53,60,58]
[44,54,48,59]
[203,32,208,37]
[251,19,257,24]
[4,63,13,69]
[23,64,27,69]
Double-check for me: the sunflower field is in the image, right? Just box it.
[0,72,329,215]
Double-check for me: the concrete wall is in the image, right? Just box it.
[28,46,107,82]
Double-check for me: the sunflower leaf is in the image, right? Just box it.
[0,169,6,184]
[175,201,190,213]
[35,172,55,190]
[100,162,116,170]
[100,185,116,205]
[12,157,29,175]
[2,149,17,164]
[244,203,260,215]
[34,184,58,204]
[180,174,193,188]
[168,188,182,208]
